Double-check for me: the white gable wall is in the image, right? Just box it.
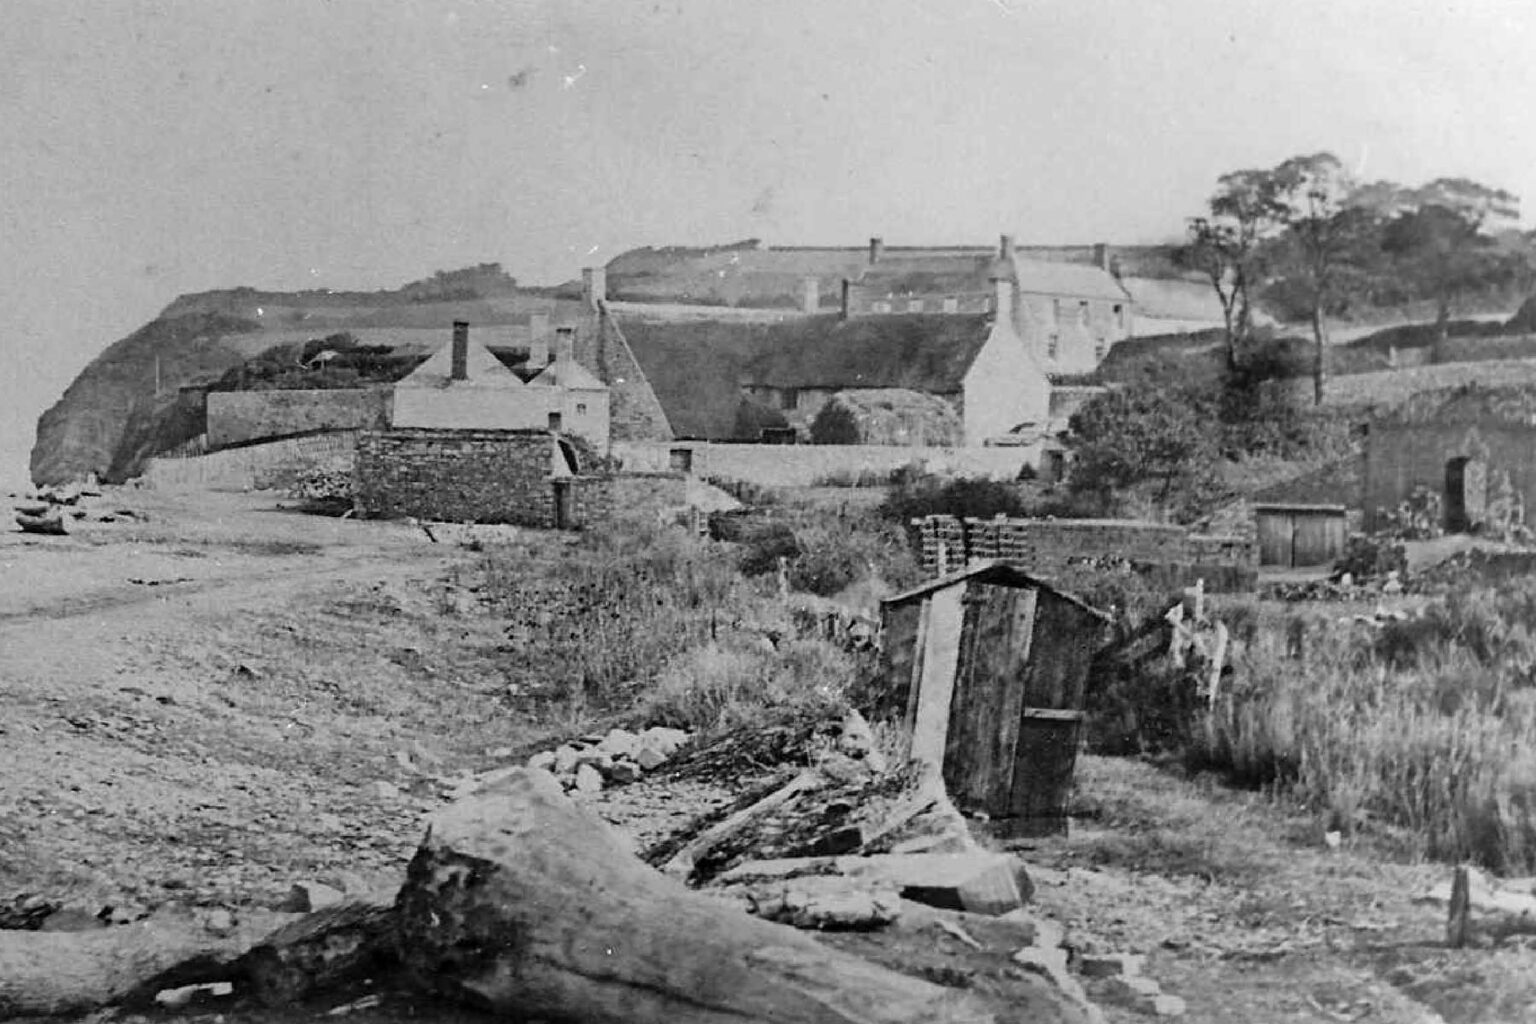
[961,318,1051,445]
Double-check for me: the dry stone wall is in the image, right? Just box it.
[611,440,1039,487]
[355,429,562,526]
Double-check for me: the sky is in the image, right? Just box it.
[3,0,1534,487]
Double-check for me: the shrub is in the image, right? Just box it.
[809,402,861,445]
[878,471,1028,523]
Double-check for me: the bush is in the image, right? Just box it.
[809,402,861,445]
[640,638,856,733]
[878,471,1028,523]
[1333,534,1407,581]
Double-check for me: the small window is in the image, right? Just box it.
[907,299,924,313]
[575,403,587,416]
[781,388,799,411]
[942,296,959,313]
[548,411,562,431]
[872,300,891,314]
[1047,334,1060,360]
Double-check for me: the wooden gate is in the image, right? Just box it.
[1255,505,1347,568]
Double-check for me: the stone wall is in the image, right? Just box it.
[611,440,1039,487]
[1364,421,1536,533]
[354,429,688,528]
[206,389,391,449]
[355,429,564,526]
[141,431,359,491]
[913,515,1257,593]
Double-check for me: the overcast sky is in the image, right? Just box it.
[3,0,1533,486]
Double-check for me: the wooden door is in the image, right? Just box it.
[1007,596,1101,835]
[552,480,573,530]
[942,584,1037,816]
[1256,511,1295,567]
[1292,513,1341,567]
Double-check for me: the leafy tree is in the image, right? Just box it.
[1265,153,1378,405]
[1379,179,1525,343]
[1065,382,1224,524]
[1185,170,1281,368]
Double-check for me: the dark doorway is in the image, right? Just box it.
[1446,456,1488,533]
[552,480,573,530]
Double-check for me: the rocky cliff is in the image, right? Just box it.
[29,266,548,486]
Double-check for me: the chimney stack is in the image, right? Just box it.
[554,326,575,366]
[528,312,551,366]
[581,266,607,311]
[999,234,1014,259]
[868,236,884,265]
[840,279,852,320]
[1092,243,1110,271]
[450,320,469,381]
[800,277,820,314]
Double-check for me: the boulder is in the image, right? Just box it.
[598,728,638,759]
[573,763,604,793]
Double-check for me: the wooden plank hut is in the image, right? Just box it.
[1253,503,1347,568]
[875,561,1111,836]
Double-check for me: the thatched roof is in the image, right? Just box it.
[612,313,998,440]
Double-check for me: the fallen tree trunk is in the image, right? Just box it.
[0,906,295,1017]
[394,768,1074,1024]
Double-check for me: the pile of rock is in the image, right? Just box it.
[525,726,691,795]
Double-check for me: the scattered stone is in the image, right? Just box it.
[743,876,903,931]
[202,908,236,936]
[574,749,614,773]
[574,763,604,793]
[282,881,345,913]
[487,746,515,759]
[1013,944,1070,978]
[37,904,107,932]
[1099,973,1164,1011]
[1150,994,1187,1017]
[552,745,581,774]
[103,902,150,926]
[607,761,642,786]
[1078,952,1144,978]
[527,750,557,772]
[598,728,638,759]
[634,744,669,771]
[154,982,234,1008]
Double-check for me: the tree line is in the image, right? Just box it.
[1183,152,1528,404]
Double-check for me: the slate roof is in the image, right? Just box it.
[396,337,524,388]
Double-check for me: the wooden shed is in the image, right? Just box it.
[1254,503,1348,568]
[875,561,1111,836]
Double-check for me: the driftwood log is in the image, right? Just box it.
[394,767,1016,1024]
[0,906,295,1017]
[15,511,66,536]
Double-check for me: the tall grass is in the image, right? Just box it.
[1188,580,1536,872]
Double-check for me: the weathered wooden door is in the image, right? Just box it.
[1292,513,1342,567]
[1006,595,1099,836]
[1257,511,1295,567]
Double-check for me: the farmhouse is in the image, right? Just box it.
[612,298,1051,446]
[1363,385,1536,536]
[391,320,612,453]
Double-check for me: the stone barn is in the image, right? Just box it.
[1363,385,1536,536]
